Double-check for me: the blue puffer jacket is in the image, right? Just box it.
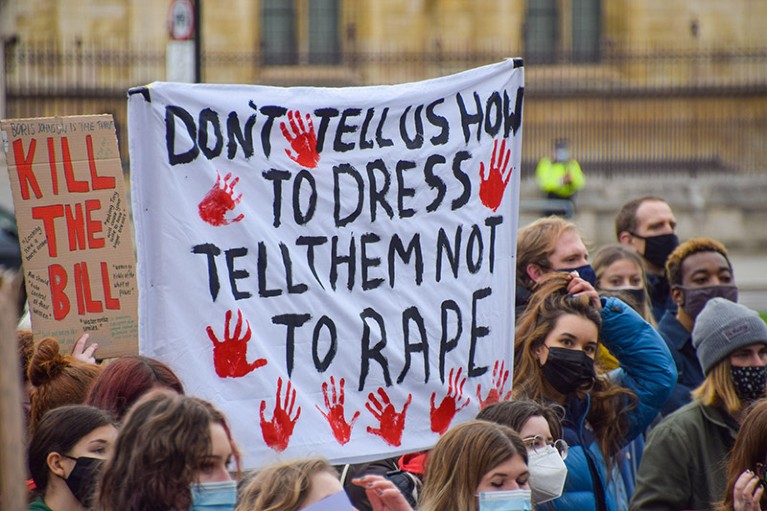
[542,297,676,511]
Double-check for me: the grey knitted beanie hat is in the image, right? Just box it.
[692,297,767,374]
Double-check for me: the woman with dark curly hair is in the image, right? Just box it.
[98,391,241,511]
[512,272,675,511]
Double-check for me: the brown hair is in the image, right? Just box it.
[236,458,337,511]
[516,216,580,290]
[512,272,638,464]
[665,237,731,287]
[476,398,564,440]
[718,400,767,511]
[27,405,115,498]
[420,420,528,511]
[28,337,102,434]
[614,196,669,239]
[17,329,34,383]
[592,244,656,326]
[99,392,239,511]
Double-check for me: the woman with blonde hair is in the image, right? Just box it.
[418,420,530,511]
[512,272,675,511]
[98,391,241,511]
[631,298,767,511]
[237,457,411,511]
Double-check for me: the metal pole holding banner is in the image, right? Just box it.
[194,0,202,83]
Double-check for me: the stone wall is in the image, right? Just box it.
[518,174,767,251]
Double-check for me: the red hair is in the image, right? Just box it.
[28,338,102,434]
[86,355,185,422]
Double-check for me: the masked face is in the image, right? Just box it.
[633,232,679,269]
[478,490,533,511]
[527,444,568,504]
[540,347,596,395]
[62,456,105,507]
[678,285,738,319]
[557,264,597,287]
[730,365,767,403]
[190,480,238,511]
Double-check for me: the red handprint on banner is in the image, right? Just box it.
[206,309,267,378]
[430,367,470,435]
[260,377,301,452]
[198,171,245,226]
[476,360,512,409]
[479,138,512,212]
[365,387,412,447]
[316,376,360,445]
[280,110,320,169]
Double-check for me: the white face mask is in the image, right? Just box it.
[527,445,568,504]
[478,489,532,511]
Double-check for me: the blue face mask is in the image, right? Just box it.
[557,264,597,287]
[190,480,237,511]
[478,489,532,511]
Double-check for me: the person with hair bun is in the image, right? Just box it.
[85,355,184,422]
[28,337,102,435]
[27,404,117,511]
[513,272,675,511]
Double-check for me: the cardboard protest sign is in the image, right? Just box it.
[128,59,524,467]
[1,115,138,357]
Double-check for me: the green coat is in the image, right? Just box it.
[28,498,53,511]
[629,401,738,511]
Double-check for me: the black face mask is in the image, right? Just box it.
[540,346,596,395]
[63,455,104,507]
[731,365,767,403]
[631,232,679,268]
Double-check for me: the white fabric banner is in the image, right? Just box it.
[128,59,524,468]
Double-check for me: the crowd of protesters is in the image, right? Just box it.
[11,195,767,511]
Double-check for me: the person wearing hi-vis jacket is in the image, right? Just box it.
[535,139,584,217]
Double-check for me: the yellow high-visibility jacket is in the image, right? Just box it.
[535,157,585,198]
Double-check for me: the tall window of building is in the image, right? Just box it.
[525,0,600,64]
[261,0,341,66]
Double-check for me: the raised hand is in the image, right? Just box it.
[280,110,320,169]
[430,367,470,435]
[476,360,512,409]
[71,333,98,364]
[316,376,360,445]
[733,469,764,511]
[478,138,512,212]
[365,387,412,447]
[198,171,245,226]
[260,377,301,452]
[206,309,267,378]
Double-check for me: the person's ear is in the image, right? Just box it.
[671,286,684,307]
[47,452,68,479]
[618,231,632,245]
[534,344,547,364]
[526,263,545,283]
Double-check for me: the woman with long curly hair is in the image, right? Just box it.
[98,391,241,511]
[512,272,675,511]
